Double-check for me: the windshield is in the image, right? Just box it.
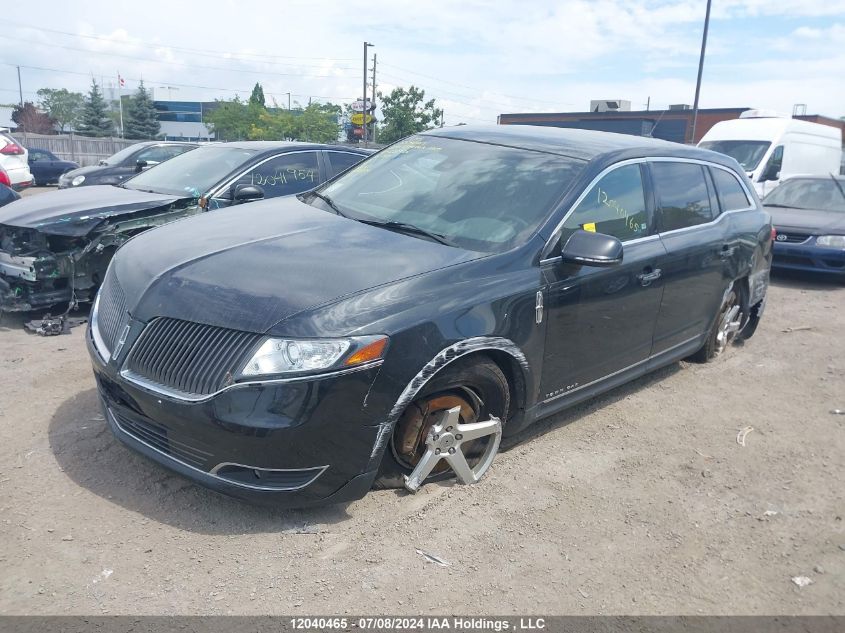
[763,178,845,213]
[123,145,257,197]
[316,135,584,252]
[699,140,771,171]
[101,144,147,166]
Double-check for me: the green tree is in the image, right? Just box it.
[205,96,265,140]
[36,88,84,133]
[123,81,161,139]
[76,80,116,137]
[291,102,341,143]
[12,102,55,134]
[377,86,442,144]
[246,102,341,143]
[249,83,266,108]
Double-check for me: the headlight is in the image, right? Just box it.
[71,175,85,186]
[237,335,388,378]
[816,235,845,249]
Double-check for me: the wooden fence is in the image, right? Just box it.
[10,132,143,166]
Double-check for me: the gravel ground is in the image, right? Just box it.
[0,188,842,615]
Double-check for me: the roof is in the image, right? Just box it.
[217,141,370,153]
[423,124,734,166]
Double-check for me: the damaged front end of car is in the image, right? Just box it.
[0,199,199,313]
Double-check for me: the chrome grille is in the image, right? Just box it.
[124,318,262,397]
[775,232,811,244]
[96,268,128,353]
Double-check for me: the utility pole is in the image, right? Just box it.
[362,41,374,146]
[646,96,650,112]
[16,66,23,107]
[287,92,291,110]
[371,53,377,144]
[690,0,712,144]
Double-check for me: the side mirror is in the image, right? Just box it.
[233,184,265,203]
[136,159,159,171]
[561,229,623,267]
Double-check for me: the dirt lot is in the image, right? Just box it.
[0,188,843,615]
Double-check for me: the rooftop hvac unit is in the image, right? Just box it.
[590,100,631,113]
[669,104,691,111]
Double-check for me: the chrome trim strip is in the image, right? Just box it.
[540,334,701,405]
[107,408,327,492]
[90,292,111,363]
[542,156,757,258]
[119,359,384,404]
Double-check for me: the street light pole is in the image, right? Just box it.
[371,53,378,144]
[690,0,712,144]
[362,41,374,146]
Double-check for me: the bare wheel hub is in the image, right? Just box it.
[715,290,743,355]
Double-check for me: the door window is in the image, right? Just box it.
[327,151,366,176]
[651,162,714,231]
[28,150,48,161]
[710,167,751,211]
[560,163,649,243]
[759,145,783,182]
[231,152,320,199]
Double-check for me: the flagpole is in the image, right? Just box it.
[117,72,124,138]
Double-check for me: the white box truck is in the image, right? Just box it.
[698,110,842,196]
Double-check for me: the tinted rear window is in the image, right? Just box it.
[652,162,714,232]
[710,167,751,212]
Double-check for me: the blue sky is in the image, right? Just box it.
[1,0,843,124]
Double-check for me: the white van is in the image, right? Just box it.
[698,111,842,197]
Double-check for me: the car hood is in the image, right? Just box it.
[116,196,483,333]
[767,206,845,235]
[0,185,186,236]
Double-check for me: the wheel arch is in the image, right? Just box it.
[366,337,530,469]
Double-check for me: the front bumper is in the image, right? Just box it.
[772,241,845,276]
[88,325,385,507]
[0,250,75,312]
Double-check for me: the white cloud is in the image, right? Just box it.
[1,0,843,124]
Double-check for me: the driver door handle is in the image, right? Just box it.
[637,267,662,286]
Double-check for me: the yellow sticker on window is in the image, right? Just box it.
[583,222,596,232]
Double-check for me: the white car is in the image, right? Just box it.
[0,131,33,190]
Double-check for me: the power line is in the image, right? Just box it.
[379,61,574,107]
[3,20,356,64]
[377,70,564,115]
[0,34,359,79]
[3,62,355,103]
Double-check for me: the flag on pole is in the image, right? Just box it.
[118,74,125,88]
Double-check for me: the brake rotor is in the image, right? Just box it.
[393,392,478,472]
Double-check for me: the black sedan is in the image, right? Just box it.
[0,142,370,312]
[88,126,772,507]
[27,148,79,186]
[765,176,845,278]
[57,141,197,189]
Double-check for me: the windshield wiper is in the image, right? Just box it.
[307,191,348,217]
[356,219,457,247]
[763,203,794,208]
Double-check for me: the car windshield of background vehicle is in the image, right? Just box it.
[122,146,258,197]
[699,140,771,171]
[316,135,584,252]
[101,144,145,166]
[763,178,845,213]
